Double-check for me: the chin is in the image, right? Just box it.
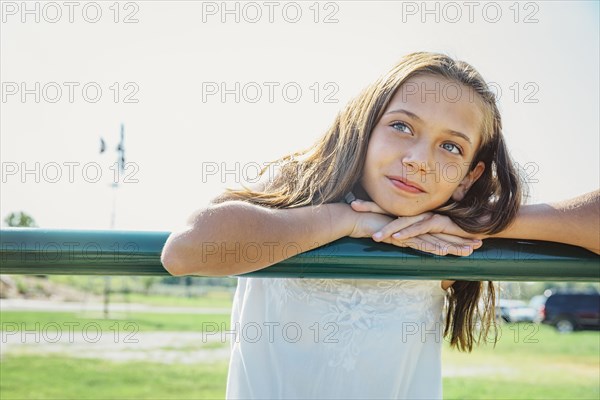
[382,203,420,218]
[394,209,422,217]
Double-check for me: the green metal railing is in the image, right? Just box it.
[1,228,598,281]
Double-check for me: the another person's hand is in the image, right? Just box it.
[350,199,483,256]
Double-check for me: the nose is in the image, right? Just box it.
[401,140,434,175]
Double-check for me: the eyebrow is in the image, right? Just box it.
[384,109,473,145]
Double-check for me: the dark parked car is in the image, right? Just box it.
[542,293,600,333]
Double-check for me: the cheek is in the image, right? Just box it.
[436,162,468,188]
[363,151,387,186]
[365,137,392,167]
[362,142,378,173]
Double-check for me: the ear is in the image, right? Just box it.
[452,161,485,201]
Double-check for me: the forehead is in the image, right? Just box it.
[388,74,485,144]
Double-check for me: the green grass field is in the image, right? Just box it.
[0,356,228,399]
[126,291,234,309]
[442,323,599,399]
[1,310,598,399]
[1,311,230,332]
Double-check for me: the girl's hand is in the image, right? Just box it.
[348,206,396,239]
[379,232,482,256]
[350,199,483,256]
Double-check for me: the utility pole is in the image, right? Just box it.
[99,123,126,319]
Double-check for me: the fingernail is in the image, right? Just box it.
[392,233,401,238]
[373,232,382,239]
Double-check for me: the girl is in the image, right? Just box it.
[161,52,599,399]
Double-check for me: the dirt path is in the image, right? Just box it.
[1,299,233,364]
[1,298,231,315]
[1,330,232,364]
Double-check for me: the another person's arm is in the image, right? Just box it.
[370,189,600,255]
[491,190,600,254]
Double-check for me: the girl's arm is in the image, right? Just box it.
[161,201,357,276]
[161,177,363,277]
[490,190,600,254]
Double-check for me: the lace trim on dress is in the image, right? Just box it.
[266,278,446,371]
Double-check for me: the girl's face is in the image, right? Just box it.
[358,74,486,216]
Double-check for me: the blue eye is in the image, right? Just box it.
[391,121,412,134]
[441,142,462,155]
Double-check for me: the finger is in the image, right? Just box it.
[394,234,475,257]
[350,199,389,215]
[380,236,407,247]
[393,235,450,256]
[430,233,482,247]
[423,234,477,256]
[381,234,477,257]
[349,200,371,213]
[381,235,429,251]
[390,217,444,240]
[372,214,432,242]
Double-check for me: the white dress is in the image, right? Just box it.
[226,277,448,399]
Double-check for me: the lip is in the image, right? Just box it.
[387,175,426,194]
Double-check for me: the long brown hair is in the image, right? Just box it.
[212,52,523,352]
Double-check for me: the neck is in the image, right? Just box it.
[351,182,372,201]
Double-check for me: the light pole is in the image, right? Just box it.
[99,123,126,318]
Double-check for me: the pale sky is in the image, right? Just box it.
[1,1,599,232]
